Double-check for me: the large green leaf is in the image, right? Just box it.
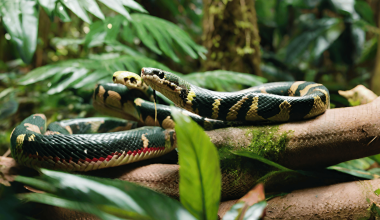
[1,0,39,64]
[129,14,207,62]
[79,0,105,20]
[61,0,91,23]
[16,169,196,220]
[172,108,221,220]
[285,17,344,64]
[18,55,177,93]
[38,0,57,18]
[97,0,132,20]
[183,70,267,92]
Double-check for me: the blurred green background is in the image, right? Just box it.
[0,0,379,154]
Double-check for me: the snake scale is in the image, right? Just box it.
[10,68,329,172]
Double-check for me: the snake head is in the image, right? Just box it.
[113,71,142,89]
[141,68,190,107]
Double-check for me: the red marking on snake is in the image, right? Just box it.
[99,157,105,161]
[85,158,92,162]
[92,158,98,162]
[127,150,132,155]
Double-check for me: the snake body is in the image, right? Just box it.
[10,68,329,171]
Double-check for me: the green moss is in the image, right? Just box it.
[216,126,293,188]
[245,125,293,162]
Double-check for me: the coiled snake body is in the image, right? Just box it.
[10,68,329,172]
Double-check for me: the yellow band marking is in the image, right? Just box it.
[259,87,267,94]
[299,84,323,96]
[106,91,122,108]
[162,116,175,129]
[134,98,145,106]
[245,96,265,121]
[141,134,149,148]
[226,95,249,121]
[24,123,41,134]
[186,90,196,105]
[267,100,292,122]
[96,85,105,101]
[211,99,222,119]
[288,81,305,96]
[65,126,73,134]
[16,134,26,150]
[304,88,329,119]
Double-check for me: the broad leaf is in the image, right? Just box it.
[285,17,344,64]
[18,55,177,93]
[172,108,221,220]
[16,169,196,220]
[129,14,207,62]
[79,0,105,20]
[98,0,132,20]
[223,184,266,220]
[183,70,267,92]
[38,0,57,19]
[1,0,39,64]
[231,150,291,171]
[61,0,91,23]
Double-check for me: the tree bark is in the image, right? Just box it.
[201,0,262,75]
[371,0,380,95]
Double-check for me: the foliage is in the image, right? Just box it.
[257,0,377,96]
[172,108,221,220]
[17,169,196,220]
[10,113,266,220]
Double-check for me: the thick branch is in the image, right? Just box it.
[208,97,380,169]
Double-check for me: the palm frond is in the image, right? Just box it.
[183,70,267,92]
[18,54,177,94]
[129,14,207,62]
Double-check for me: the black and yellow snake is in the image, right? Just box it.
[10,68,329,172]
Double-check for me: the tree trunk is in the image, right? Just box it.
[201,0,262,76]
[371,0,380,95]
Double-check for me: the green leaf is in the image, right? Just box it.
[38,0,57,18]
[330,0,359,19]
[374,188,380,196]
[357,37,377,64]
[285,17,344,64]
[172,108,221,220]
[61,0,91,23]
[130,14,207,61]
[47,68,89,94]
[98,0,131,20]
[183,70,267,92]
[120,0,147,13]
[19,65,65,85]
[18,55,177,93]
[1,0,39,64]
[223,201,266,220]
[354,0,375,25]
[231,150,291,171]
[16,169,196,220]
[327,164,375,179]
[55,2,71,22]
[223,184,266,220]
[79,0,105,20]
[0,100,18,120]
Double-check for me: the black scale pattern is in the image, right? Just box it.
[21,127,166,161]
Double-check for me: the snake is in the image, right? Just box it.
[10,68,329,172]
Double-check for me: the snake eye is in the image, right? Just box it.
[113,76,116,82]
[157,71,164,79]
[130,77,137,84]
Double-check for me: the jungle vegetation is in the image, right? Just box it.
[0,0,380,219]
